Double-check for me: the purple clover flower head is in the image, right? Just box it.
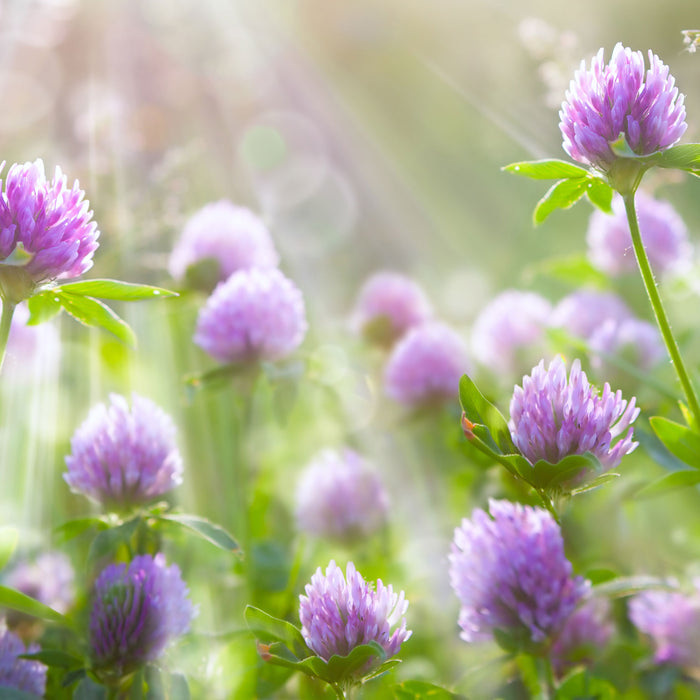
[169,200,279,283]
[299,560,411,670]
[0,159,99,286]
[471,290,552,378]
[194,267,307,364]
[384,321,469,408]
[449,499,589,649]
[589,318,665,374]
[551,598,614,678]
[551,290,632,341]
[351,271,433,346]
[295,448,389,544]
[0,621,47,696]
[587,191,691,277]
[560,43,687,172]
[509,356,639,472]
[64,393,184,510]
[628,583,700,669]
[5,551,75,615]
[90,554,195,676]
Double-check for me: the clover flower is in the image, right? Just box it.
[2,302,60,379]
[551,598,614,678]
[587,191,691,277]
[449,499,589,648]
[168,200,279,283]
[628,583,700,669]
[471,290,551,378]
[0,159,99,288]
[589,318,664,374]
[299,560,411,667]
[194,267,307,364]
[0,621,47,696]
[90,554,195,676]
[560,43,687,171]
[295,448,389,543]
[64,393,183,509]
[5,551,75,615]
[509,356,639,471]
[550,290,632,341]
[351,271,432,345]
[384,321,469,408]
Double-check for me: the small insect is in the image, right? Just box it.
[681,29,700,53]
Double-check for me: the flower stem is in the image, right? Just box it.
[331,683,347,699]
[622,193,700,428]
[0,300,16,374]
[536,655,556,699]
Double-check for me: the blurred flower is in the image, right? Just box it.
[168,200,279,284]
[90,553,195,676]
[551,289,632,341]
[64,393,183,510]
[0,159,99,290]
[551,598,614,677]
[559,43,686,172]
[587,192,691,277]
[384,321,469,408]
[471,290,551,378]
[5,551,75,615]
[194,267,307,364]
[509,356,639,472]
[299,560,410,668]
[295,448,389,543]
[351,271,432,346]
[2,302,60,378]
[0,621,46,696]
[628,583,700,669]
[589,318,665,373]
[449,499,589,649]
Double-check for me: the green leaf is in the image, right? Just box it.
[610,133,643,159]
[53,517,109,545]
[245,605,311,659]
[569,472,620,495]
[649,416,700,469]
[584,177,614,212]
[394,680,464,699]
[533,178,589,224]
[502,159,589,180]
[324,641,386,683]
[0,585,71,626]
[58,279,178,301]
[458,375,515,454]
[157,514,240,554]
[528,254,609,289]
[591,575,672,598]
[633,469,700,499]
[529,453,602,491]
[26,291,63,325]
[0,527,18,571]
[87,517,140,568]
[653,143,700,171]
[555,670,618,699]
[20,649,83,669]
[73,676,108,699]
[0,688,46,700]
[57,292,136,347]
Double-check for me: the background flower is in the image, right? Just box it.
[90,553,195,676]
[449,499,589,648]
[509,356,639,471]
[550,290,632,341]
[295,448,389,543]
[351,270,432,346]
[588,318,665,374]
[0,621,47,696]
[587,191,691,277]
[194,267,307,364]
[169,200,279,283]
[384,321,469,408]
[559,43,686,170]
[0,159,99,286]
[64,393,184,509]
[299,560,411,666]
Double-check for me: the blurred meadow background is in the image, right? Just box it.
[3,0,700,697]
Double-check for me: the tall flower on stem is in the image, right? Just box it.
[0,159,99,368]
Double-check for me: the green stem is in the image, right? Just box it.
[0,300,15,373]
[537,655,556,699]
[623,194,700,428]
[331,682,347,699]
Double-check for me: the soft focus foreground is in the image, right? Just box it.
[2,1,700,698]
